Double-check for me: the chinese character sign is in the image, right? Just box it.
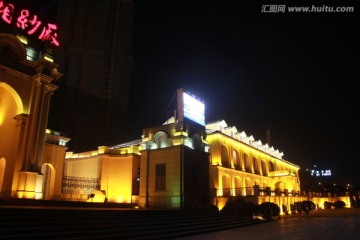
[310,169,332,177]
[0,0,60,46]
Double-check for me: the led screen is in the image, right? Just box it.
[310,169,332,177]
[183,92,205,126]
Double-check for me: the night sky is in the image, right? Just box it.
[130,1,358,186]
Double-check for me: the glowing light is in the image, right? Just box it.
[309,169,332,177]
[117,195,123,203]
[0,112,3,126]
[174,131,188,137]
[43,54,54,62]
[120,150,127,154]
[16,34,27,44]
[87,190,106,203]
[183,92,205,126]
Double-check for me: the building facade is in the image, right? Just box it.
[64,118,210,209]
[0,33,67,199]
[61,117,304,210]
[205,120,301,210]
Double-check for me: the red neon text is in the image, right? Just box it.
[0,1,60,46]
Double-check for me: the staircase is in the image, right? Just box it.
[0,202,264,239]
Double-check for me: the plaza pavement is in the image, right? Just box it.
[178,208,360,240]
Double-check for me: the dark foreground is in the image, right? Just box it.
[1,199,359,240]
[181,208,360,240]
[0,199,263,240]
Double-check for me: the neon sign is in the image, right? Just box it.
[310,169,332,177]
[0,1,60,46]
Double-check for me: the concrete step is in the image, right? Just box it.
[0,207,264,239]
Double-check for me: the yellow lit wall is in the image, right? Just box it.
[139,146,182,209]
[42,143,68,199]
[64,152,140,203]
[0,83,23,197]
[1,33,63,199]
[206,131,301,208]
[100,155,140,203]
[64,157,102,179]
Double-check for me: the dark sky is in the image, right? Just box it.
[130,1,359,185]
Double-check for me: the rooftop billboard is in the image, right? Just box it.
[183,92,205,126]
[176,88,205,126]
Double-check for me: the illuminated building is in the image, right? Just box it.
[64,89,211,208]
[0,33,66,199]
[205,120,301,210]
[1,19,351,209]
[64,144,141,204]
[0,34,314,209]
[0,0,134,152]
[60,89,302,210]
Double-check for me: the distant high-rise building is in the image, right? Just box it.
[266,127,271,146]
[48,0,135,152]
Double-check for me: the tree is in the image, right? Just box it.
[301,200,316,215]
[258,202,280,220]
[221,197,259,217]
[333,201,346,209]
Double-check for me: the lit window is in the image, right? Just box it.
[155,164,166,191]
[25,46,39,61]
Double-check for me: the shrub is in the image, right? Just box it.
[258,202,280,220]
[301,200,316,214]
[293,201,303,214]
[221,198,259,217]
[333,200,346,209]
[324,201,333,209]
[221,198,237,213]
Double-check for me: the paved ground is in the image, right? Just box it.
[178,208,360,240]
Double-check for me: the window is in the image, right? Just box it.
[155,164,166,191]
[244,154,251,172]
[153,131,168,148]
[221,145,230,168]
[232,150,240,170]
[192,133,203,150]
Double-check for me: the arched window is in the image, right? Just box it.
[41,163,55,200]
[153,131,168,148]
[245,178,253,195]
[222,175,231,197]
[234,177,242,196]
[232,150,240,170]
[261,160,267,176]
[268,161,275,172]
[253,158,260,174]
[238,151,244,170]
[221,145,230,168]
[244,154,251,172]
